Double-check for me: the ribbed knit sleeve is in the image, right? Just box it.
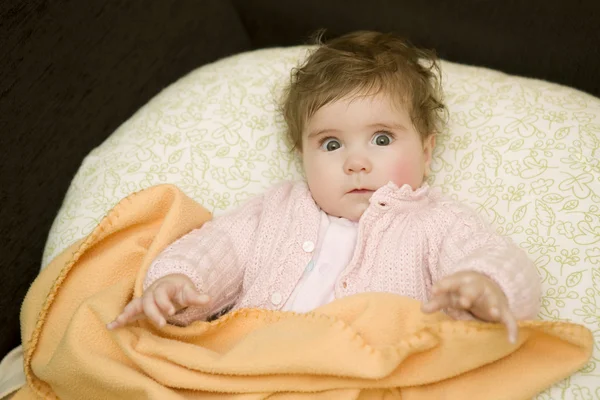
[433,204,541,320]
[143,193,265,323]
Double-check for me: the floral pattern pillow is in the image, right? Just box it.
[43,46,600,399]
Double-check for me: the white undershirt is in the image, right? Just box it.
[282,211,359,313]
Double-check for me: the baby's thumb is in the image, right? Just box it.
[180,283,210,307]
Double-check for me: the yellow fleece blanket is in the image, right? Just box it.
[16,185,593,400]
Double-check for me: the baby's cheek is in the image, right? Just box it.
[388,157,425,189]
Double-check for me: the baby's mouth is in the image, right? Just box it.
[348,189,374,194]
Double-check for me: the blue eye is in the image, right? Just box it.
[372,132,393,146]
[320,138,342,151]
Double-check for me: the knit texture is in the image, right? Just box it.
[145,181,541,324]
[16,184,593,399]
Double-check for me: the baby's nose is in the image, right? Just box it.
[344,154,372,174]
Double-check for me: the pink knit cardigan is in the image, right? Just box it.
[144,181,541,324]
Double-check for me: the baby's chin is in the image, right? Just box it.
[329,202,369,222]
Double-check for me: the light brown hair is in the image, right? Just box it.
[281,30,447,150]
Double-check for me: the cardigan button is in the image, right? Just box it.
[342,282,348,289]
[271,292,282,305]
[302,240,315,253]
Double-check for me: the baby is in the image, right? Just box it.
[108,31,541,343]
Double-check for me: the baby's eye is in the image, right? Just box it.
[372,132,394,146]
[320,138,342,152]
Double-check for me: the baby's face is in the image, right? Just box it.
[300,92,434,221]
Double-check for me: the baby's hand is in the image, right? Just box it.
[421,271,518,344]
[106,273,210,330]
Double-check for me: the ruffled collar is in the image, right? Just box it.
[298,179,437,215]
[369,181,433,206]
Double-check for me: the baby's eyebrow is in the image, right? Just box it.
[307,123,407,138]
[307,128,341,138]
[368,122,408,131]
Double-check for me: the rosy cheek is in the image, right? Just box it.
[388,157,423,189]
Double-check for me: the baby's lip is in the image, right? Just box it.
[348,188,375,194]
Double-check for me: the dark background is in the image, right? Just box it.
[1,0,599,359]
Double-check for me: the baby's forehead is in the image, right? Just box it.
[303,91,414,134]
[310,90,412,118]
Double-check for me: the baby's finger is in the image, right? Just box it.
[499,305,519,344]
[421,292,451,313]
[107,298,143,330]
[431,273,469,296]
[455,280,485,309]
[106,316,128,330]
[154,286,177,316]
[471,285,501,320]
[142,294,167,327]
[449,292,466,310]
[178,283,210,308]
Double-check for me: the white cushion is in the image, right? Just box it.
[43,46,600,398]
